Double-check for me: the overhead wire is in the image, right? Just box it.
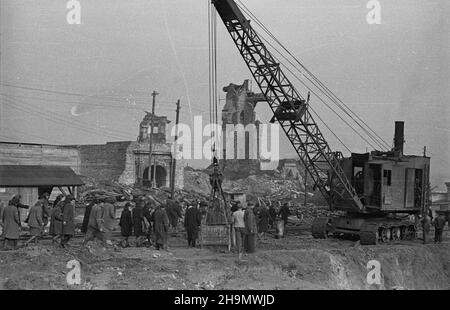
[1,94,134,140]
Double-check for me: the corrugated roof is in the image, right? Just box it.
[0,165,84,187]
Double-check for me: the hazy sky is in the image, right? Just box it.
[0,0,449,188]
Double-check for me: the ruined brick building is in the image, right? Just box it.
[0,113,184,190]
[219,79,301,179]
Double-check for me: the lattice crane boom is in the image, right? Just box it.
[212,0,363,211]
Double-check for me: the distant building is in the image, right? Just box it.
[0,113,184,192]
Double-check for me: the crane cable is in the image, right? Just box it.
[235,0,391,151]
[208,0,219,160]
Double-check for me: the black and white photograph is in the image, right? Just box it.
[0,0,449,295]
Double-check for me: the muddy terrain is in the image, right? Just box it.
[1,228,449,290]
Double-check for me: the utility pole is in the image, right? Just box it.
[148,90,159,188]
[171,99,181,199]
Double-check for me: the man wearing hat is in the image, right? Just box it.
[244,202,257,254]
[102,196,117,248]
[60,195,76,248]
[231,202,246,259]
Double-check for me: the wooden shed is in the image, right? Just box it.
[0,165,84,221]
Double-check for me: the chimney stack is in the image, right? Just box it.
[393,121,405,154]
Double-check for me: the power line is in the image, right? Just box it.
[1,95,134,140]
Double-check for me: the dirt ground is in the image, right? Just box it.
[1,226,449,290]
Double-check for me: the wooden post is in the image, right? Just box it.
[171,99,181,199]
[149,90,159,188]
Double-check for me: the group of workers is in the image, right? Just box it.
[1,193,447,252]
[421,211,449,244]
[0,193,205,251]
[0,193,77,250]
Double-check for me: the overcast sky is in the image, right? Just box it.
[0,0,449,188]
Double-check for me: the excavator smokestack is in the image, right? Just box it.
[393,121,405,154]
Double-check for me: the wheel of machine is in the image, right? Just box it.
[400,226,408,240]
[406,225,417,241]
[360,223,379,245]
[391,227,401,241]
[380,227,391,243]
[311,217,330,239]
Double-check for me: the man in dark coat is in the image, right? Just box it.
[434,214,447,243]
[102,197,116,247]
[244,203,257,253]
[49,198,64,243]
[268,204,277,228]
[82,201,107,247]
[60,195,76,248]
[143,201,154,247]
[153,205,169,250]
[39,192,51,230]
[257,205,270,239]
[279,203,291,226]
[184,204,202,247]
[132,199,145,247]
[25,201,44,245]
[166,199,182,231]
[81,201,95,234]
[2,198,21,250]
[119,203,133,247]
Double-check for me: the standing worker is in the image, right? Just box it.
[143,201,154,247]
[268,203,277,229]
[39,193,51,233]
[82,200,107,247]
[25,201,44,245]
[184,203,202,247]
[232,203,246,259]
[81,200,95,235]
[421,214,431,244]
[102,197,117,248]
[434,214,447,243]
[153,204,169,250]
[2,197,22,250]
[60,195,76,248]
[49,197,64,244]
[257,204,269,239]
[166,199,182,232]
[278,202,291,235]
[132,197,146,247]
[119,203,133,247]
[244,202,257,254]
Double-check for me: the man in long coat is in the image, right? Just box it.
[244,203,257,253]
[25,201,44,245]
[49,198,64,243]
[166,199,182,231]
[2,198,21,250]
[153,205,169,250]
[81,201,95,234]
[184,204,202,247]
[119,203,133,247]
[102,197,116,246]
[82,201,107,247]
[257,205,270,239]
[60,195,76,248]
[39,192,51,231]
[143,201,154,247]
[132,199,145,247]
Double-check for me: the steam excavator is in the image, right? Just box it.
[211,0,430,244]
